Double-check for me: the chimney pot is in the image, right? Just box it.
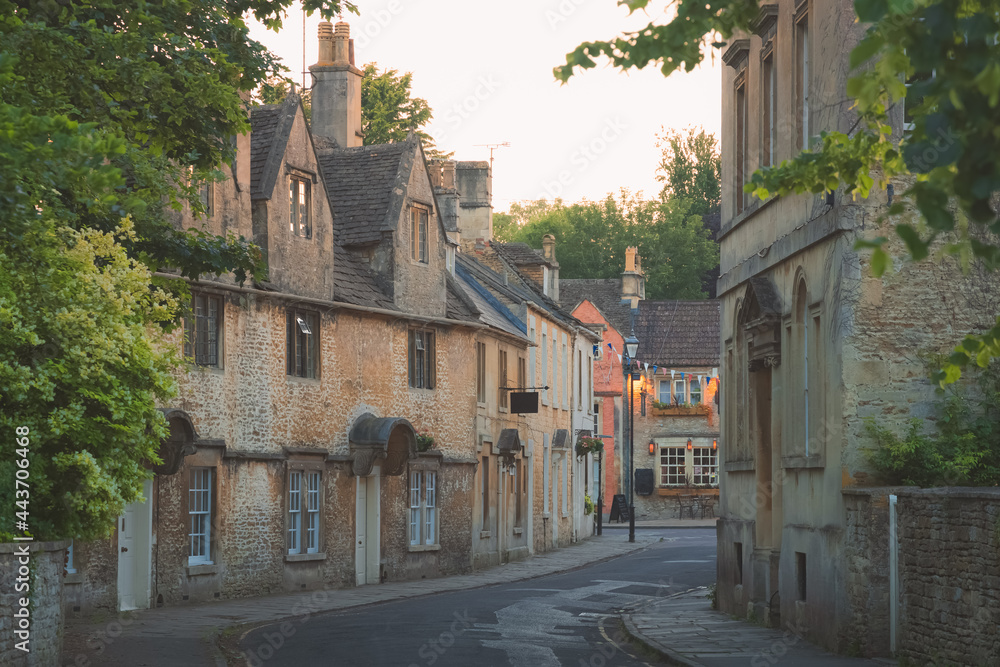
[442,161,456,189]
[317,21,334,63]
[333,21,350,64]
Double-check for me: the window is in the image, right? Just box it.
[658,380,671,404]
[659,447,686,486]
[199,182,214,218]
[735,75,748,213]
[476,341,486,403]
[289,176,311,238]
[64,539,76,575]
[188,468,213,565]
[286,309,319,379]
[690,378,703,405]
[185,293,222,367]
[561,337,568,409]
[529,321,537,394]
[561,456,568,516]
[673,379,686,405]
[796,552,808,601]
[641,392,646,416]
[288,470,321,555]
[577,350,583,408]
[410,207,429,263]
[795,11,810,151]
[499,349,509,409]
[410,470,438,546]
[593,401,601,436]
[660,444,719,487]
[541,331,548,403]
[408,329,435,389]
[762,51,776,167]
[691,447,717,485]
[514,460,524,528]
[542,435,550,514]
[517,356,526,393]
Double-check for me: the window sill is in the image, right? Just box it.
[64,572,83,585]
[499,407,509,414]
[479,531,492,539]
[285,552,326,563]
[408,544,441,552]
[513,527,523,536]
[782,454,825,469]
[724,460,756,472]
[186,564,219,576]
[287,375,321,385]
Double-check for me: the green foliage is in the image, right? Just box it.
[576,436,605,458]
[584,494,595,515]
[865,363,1000,487]
[501,191,717,299]
[559,0,1000,383]
[361,63,451,159]
[656,126,721,218]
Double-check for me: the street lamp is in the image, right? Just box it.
[623,330,639,543]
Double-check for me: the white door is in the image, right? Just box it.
[355,476,367,586]
[117,479,152,611]
[117,507,136,610]
[355,467,381,586]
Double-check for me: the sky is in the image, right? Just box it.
[247,1,722,213]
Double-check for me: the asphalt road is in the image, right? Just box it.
[241,528,716,667]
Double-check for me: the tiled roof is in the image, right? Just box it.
[317,140,413,247]
[455,263,528,339]
[249,96,299,201]
[633,300,720,367]
[333,246,395,310]
[445,273,481,323]
[559,278,633,336]
[493,242,548,266]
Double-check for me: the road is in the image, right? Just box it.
[241,528,716,666]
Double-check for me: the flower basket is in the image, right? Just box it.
[416,433,435,452]
[575,436,604,458]
[652,402,712,418]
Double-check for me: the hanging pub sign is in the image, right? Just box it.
[510,392,539,414]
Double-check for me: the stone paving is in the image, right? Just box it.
[623,590,893,667]
[62,533,658,667]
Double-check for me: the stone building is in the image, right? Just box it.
[561,249,720,521]
[715,0,993,652]
[62,20,598,615]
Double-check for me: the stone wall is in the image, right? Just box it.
[0,540,68,666]
[896,487,1000,666]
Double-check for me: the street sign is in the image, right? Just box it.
[510,392,539,414]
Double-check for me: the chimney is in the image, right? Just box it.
[621,246,645,308]
[441,161,456,189]
[309,21,363,148]
[541,234,559,303]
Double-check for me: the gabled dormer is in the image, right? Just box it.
[249,93,335,300]
[317,134,451,318]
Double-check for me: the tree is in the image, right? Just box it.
[362,63,451,159]
[493,199,566,242]
[556,0,1000,384]
[505,191,717,299]
[656,127,721,218]
[0,0,356,540]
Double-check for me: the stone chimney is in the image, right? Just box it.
[541,234,560,303]
[441,161,456,190]
[621,246,645,308]
[309,21,363,148]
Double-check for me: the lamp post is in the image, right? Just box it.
[623,330,639,544]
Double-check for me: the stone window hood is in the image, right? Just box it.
[740,275,783,372]
[551,428,570,451]
[151,408,200,475]
[497,428,522,460]
[348,412,417,476]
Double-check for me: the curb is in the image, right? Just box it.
[619,588,708,667]
[219,538,655,665]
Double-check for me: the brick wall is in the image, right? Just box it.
[0,541,68,666]
[896,488,1000,665]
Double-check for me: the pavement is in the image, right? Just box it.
[600,515,717,529]
[622,589,894,667]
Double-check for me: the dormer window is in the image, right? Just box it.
[289,176,311,238]
[411,206,429,263]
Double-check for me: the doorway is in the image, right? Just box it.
[117,478,152,611]
[355,466,381,585]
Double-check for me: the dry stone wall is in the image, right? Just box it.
[0,541,68,666]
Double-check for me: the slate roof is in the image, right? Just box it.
[445,273,482,323]
[455,263,528,339]
[317,140,413,247]
[559,278,633,336]
[492,242,548,266]
[633,300,720,367]
[249,95,300,201]
[332,246,395,310]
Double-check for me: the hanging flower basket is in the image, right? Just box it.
[575,436,604,458]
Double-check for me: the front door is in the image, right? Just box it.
[117,479,152,611]
[355,467,380,585]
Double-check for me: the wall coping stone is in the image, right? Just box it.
[841,486,917,497]
[0,539,70,554]
[894,486,1000,500]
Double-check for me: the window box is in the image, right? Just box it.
[652,404,712,418]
